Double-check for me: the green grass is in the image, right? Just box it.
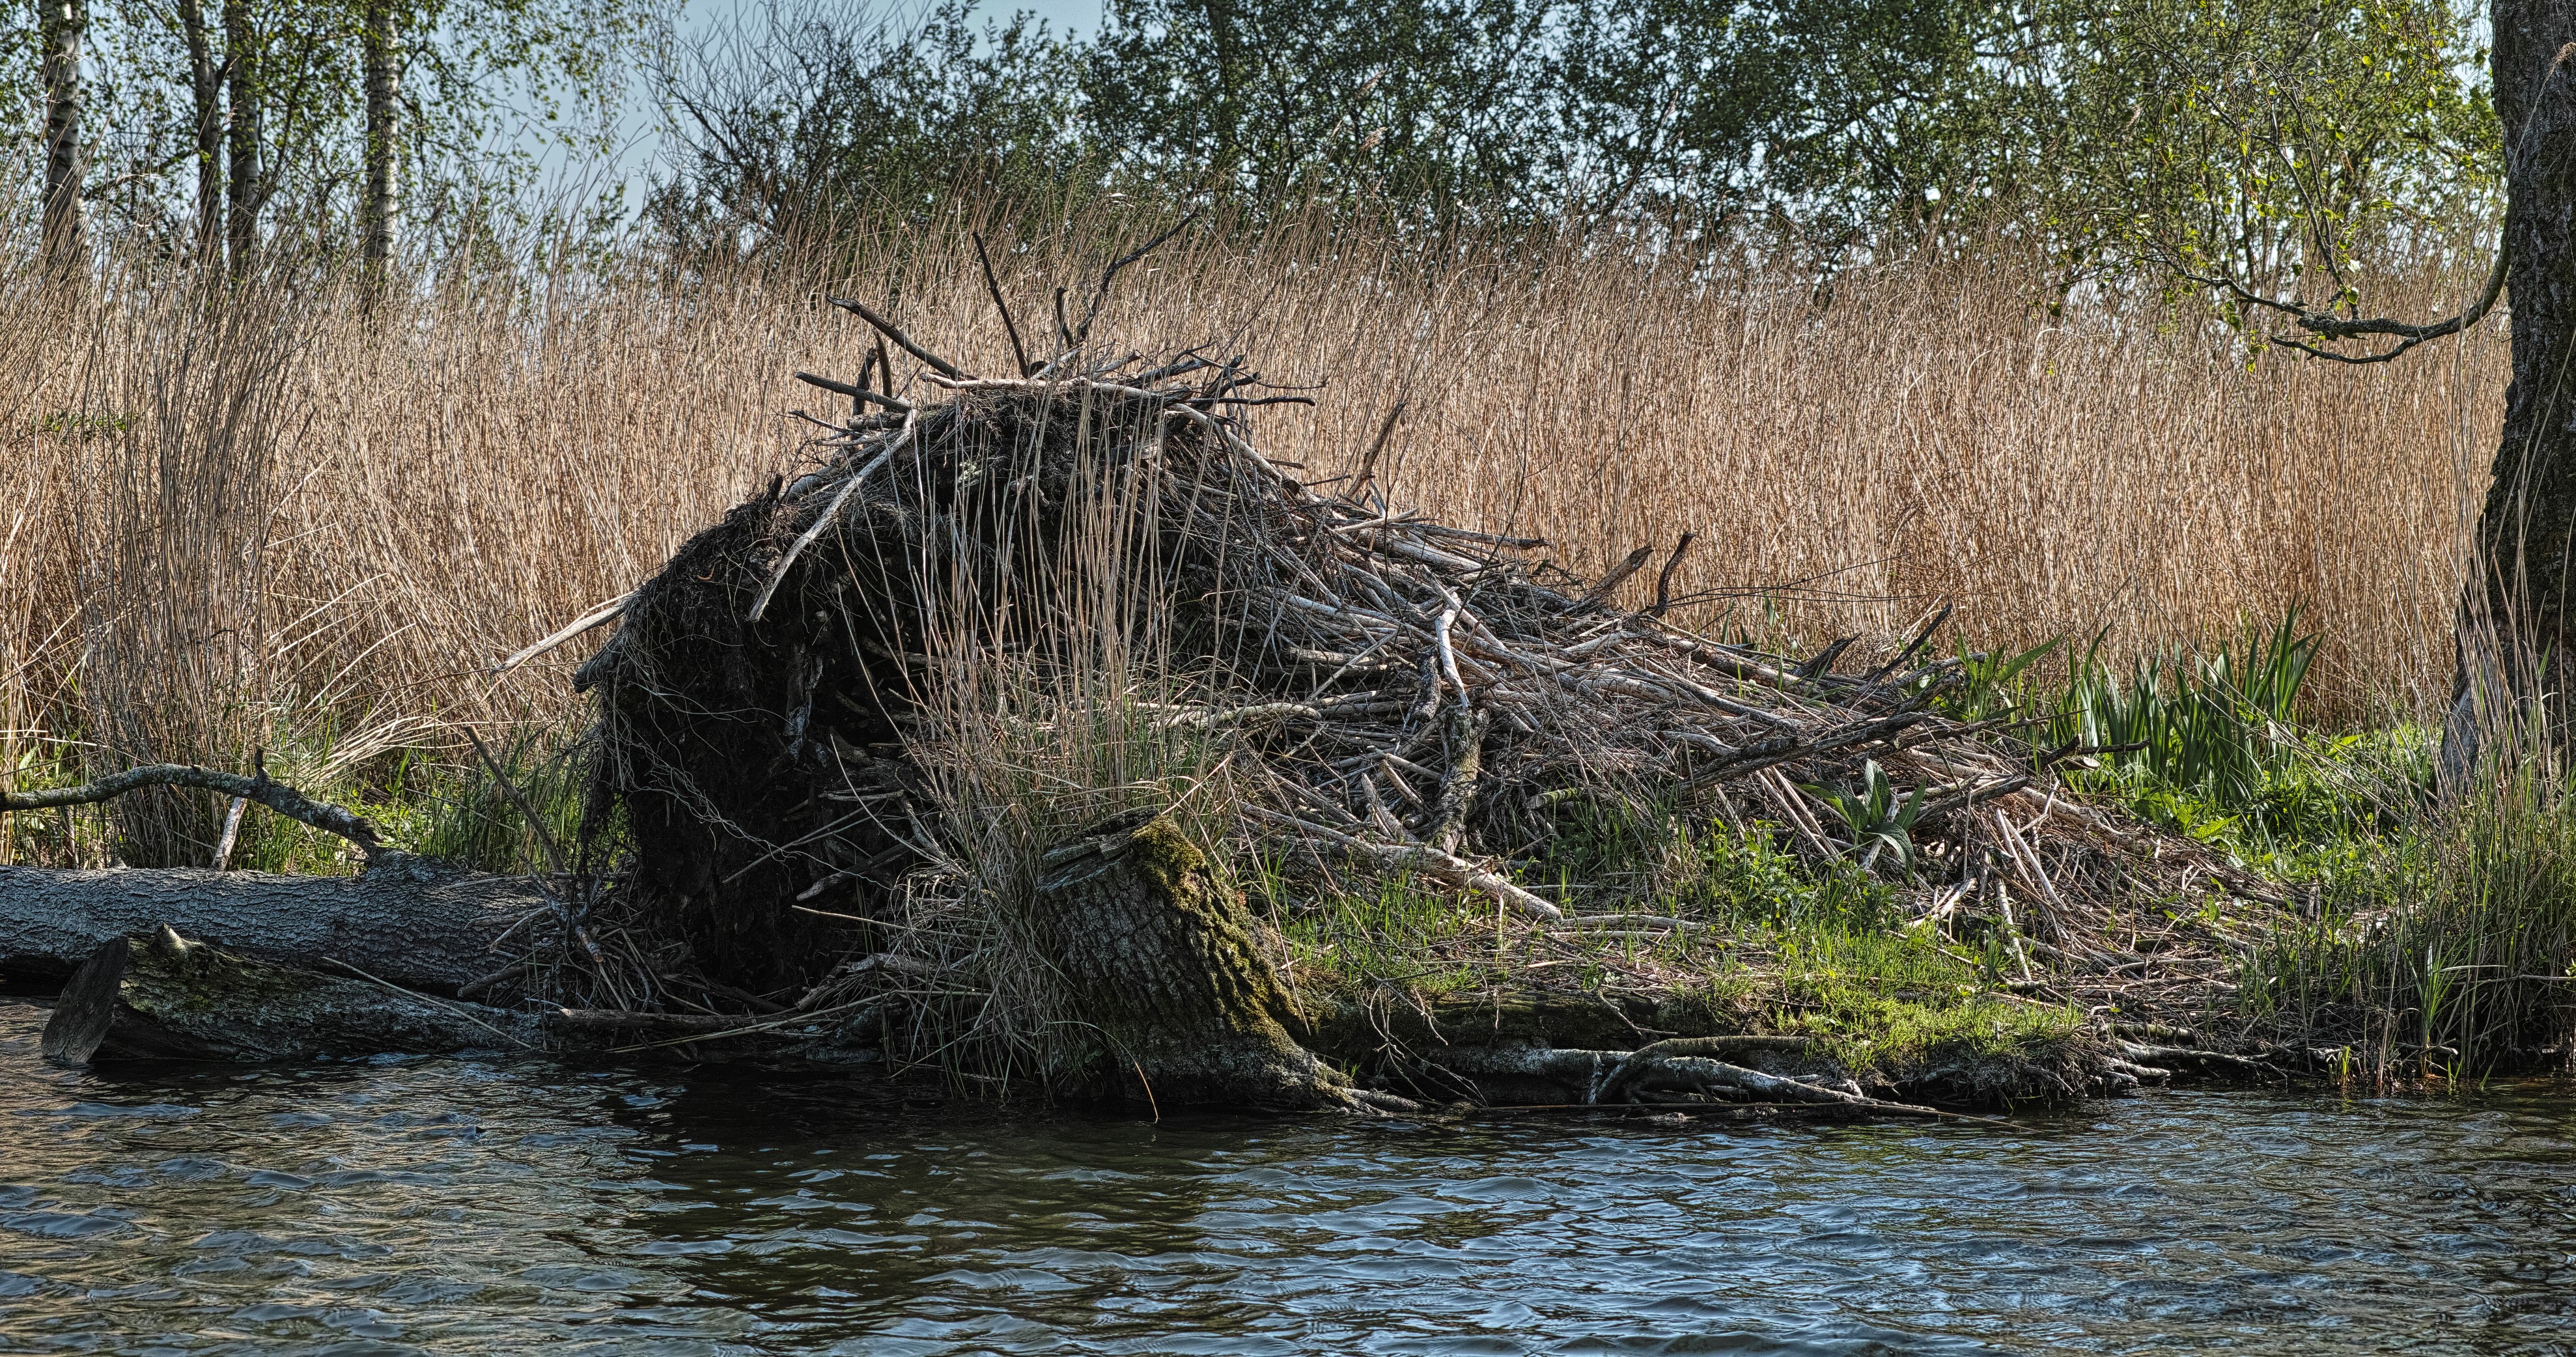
[1942,606,2576,1072]
[1,716,594,876]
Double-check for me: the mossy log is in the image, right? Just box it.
[0,854,540,991]
[42,927,546,1065]
[1031,811,1352,1109]
[41,928,886,1068]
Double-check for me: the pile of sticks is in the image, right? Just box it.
[697,287,2285,983]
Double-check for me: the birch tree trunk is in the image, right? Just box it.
[223,0,262,274]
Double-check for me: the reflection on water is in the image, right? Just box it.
[3,1001,2575,1354]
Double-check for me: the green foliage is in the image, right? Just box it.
[2055,609,2319,807]
[1085,0,1552,222]
[1769,928,2081,1070]
[2241,746,2576,1069]
[647,1,1090,249]
[2024,0,2497,304]
[19,0,667,255]
[1800,758,1926,877]
[643,0,2495,288]
[1942,636,2064,724]
[389,731,591,875]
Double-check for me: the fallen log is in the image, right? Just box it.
[44,927,544,1064]
[0,853,544,992]
[42,927,889,1067]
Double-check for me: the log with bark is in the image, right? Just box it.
[40,925,885,1068]
[0,854,542,991]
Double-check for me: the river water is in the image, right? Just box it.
[4,1002,2574,1355]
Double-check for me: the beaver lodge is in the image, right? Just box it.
[10,264,2312,1119]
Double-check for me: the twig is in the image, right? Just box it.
[972,232,1033,376]
[493,591,632,674]
[1647,533,1696,616]
[210,796,247,870]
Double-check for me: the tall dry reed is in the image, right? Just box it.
[1,211,2502,865]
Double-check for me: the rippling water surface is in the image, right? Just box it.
[5,1001,2576,1354]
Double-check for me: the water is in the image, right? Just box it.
[4,1001,2575,1356]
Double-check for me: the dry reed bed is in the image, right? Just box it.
[0,221,2502,864]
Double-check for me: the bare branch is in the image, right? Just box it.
[1,757,384,862]
[826,296,967,380]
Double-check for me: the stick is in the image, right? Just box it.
[1575,545,1657,610]
[793,371,911,412]
[210,795,247,870]
[462,729,570,879]
[1648,532,1696,616]
[972,232,1032,376]
[492,591,632,674]
[827,296,966,379]
[1347,398,1405,504]
[1244,805,1563,919]
[1,757,383,861]
[1067,207,1201,350]
[745,411,915,624]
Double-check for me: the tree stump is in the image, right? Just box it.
[1032,811,1348,1108]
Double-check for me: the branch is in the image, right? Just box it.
[1,758,385,863]
[2186,240,2507,366]
[972,232,1031,376]
[824,296,966,380]
[792,370,912,412]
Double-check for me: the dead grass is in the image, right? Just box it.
[0,209,2502,865]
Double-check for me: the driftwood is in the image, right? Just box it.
[0,855,540,990]
[0,760,385,860]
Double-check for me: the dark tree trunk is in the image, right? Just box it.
[180,0,223,262]
[360,0,397,290]
[223,0,261,274]
[0,854,542,992]
[2461,5,2576,755]
[38,0,85,275]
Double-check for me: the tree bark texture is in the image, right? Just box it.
[1031,812,1348,1108]
[43,929,543,1065]
[2476,5,2576,695]
[360,0,397,284]
[38,0,87,273]
[0,854,540,992]
[179,0,223,262]
[40,929,886,1069]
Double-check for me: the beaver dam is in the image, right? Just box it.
[1,275,2389,1119]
